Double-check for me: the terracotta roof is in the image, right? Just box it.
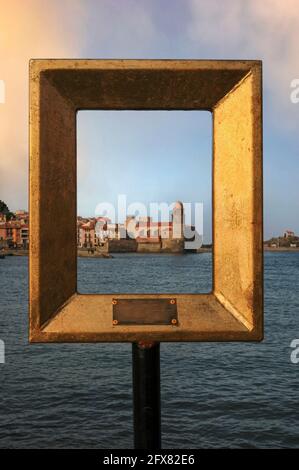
[173,201,184,209]
[81,221,95,229]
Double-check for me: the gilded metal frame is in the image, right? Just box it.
[29,59,263,342]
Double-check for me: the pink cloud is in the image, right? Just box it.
[188,0,299,128]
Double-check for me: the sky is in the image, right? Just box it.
[0,0,298,241]
[77,110,212,239]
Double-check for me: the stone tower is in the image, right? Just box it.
[172,201,184,240]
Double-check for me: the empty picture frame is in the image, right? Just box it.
[29,59,263,342]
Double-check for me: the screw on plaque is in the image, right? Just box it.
[170,299,176,305]
[112,319,118,326]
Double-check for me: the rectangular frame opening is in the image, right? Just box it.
[76,110,212,295]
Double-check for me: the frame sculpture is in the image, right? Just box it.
[29,59,263,343]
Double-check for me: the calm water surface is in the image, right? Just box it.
[0,252,298,448]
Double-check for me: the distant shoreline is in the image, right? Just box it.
[1,247,299,258]
[264,246,299,252]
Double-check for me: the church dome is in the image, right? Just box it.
[173,201,184,211]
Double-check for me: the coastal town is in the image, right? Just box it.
[0,199,203,255]
[0,206,29,250]
[264,230,299,250]
[0,199,298,256]
[77,201,202,254]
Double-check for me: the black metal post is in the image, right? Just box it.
[132,341,161,449]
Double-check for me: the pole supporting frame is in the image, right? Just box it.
[132,341,161,449]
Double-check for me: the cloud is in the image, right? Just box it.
[0,0,159,210]
[187,0,299,129]
[0,0,87,210]
[1,0,298,218]
[81,0,157,57]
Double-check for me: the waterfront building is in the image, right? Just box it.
[77,219,96,248]
[284,230,295,238]
[0,220,29,248]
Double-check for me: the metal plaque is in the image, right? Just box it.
[112,298,178,326]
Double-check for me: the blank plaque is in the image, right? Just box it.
[112,298,178,326]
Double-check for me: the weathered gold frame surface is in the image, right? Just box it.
[29,59,263,342]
